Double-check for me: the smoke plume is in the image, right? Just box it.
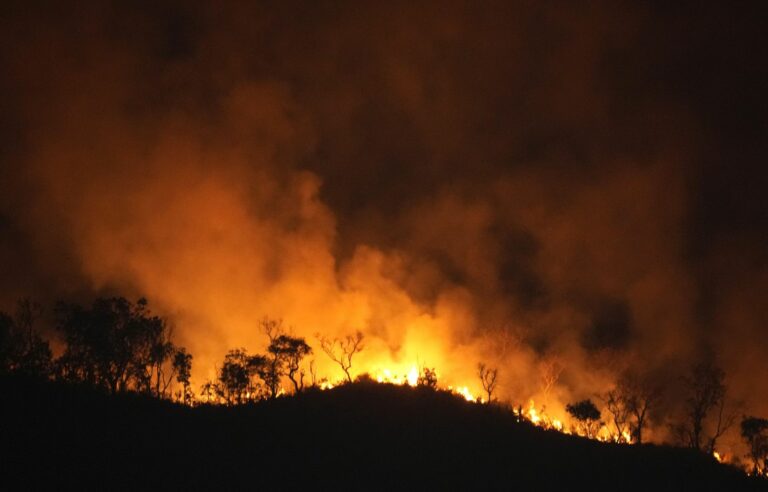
[1,1,767,450]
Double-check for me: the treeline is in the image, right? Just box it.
[200,317,314,404]
[1,296,767,476]
[0,297,193,401]
[0,296,366,405]
[498,359,768,476]
[200,321,368,404]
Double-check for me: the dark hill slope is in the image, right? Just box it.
[1,376,764,491]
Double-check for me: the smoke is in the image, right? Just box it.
[1,0,767,448]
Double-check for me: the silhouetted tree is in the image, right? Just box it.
[608,371,663,444]
[134,323,177,397]
[317,331,364,382]
[218,348,266,404]
[200,380,219,403]
[269,334,312,393]
[567,399,602,438]
[53,297,183,395]
[478,363,498,403]
[14,299,52,376]
[0,300,52,377]
[741,416,768,476]
[675,361,728,451]
[255,317,286,398]
[417,367,438,389]
[601,388,630,443]
[210,319,315,401]
[173,348,193,404]
[704,388,737,455]
[55,297,136,391]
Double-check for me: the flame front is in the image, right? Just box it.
[369,364,478,402]
[374,365,421,387]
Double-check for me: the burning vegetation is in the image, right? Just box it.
[1,295,766,479]
[1,1,768,488]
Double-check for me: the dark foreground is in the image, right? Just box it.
[1,376,764,491]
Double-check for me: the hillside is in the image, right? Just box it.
[2,376,764,491]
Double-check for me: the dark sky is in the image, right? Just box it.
[1,1,767,433]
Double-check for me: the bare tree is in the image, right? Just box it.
[601,388,631,443]
[260,316,283,342]
[486,323,523,359]
[705,389,738,455]
[317,331,364,382]
[540,358,563,403]
[615,371,663,444]
[478,363,499,403]
[676,360,727,451]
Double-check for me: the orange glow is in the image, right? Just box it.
[453,386,477,402]
[528,400,541,425]
[373,364,420,386]
[622,430,633,444]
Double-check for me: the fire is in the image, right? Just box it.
[197,353,696,460]
[321,361,482,402]
[515,400,567,433]
[452,386,477,402]
[373,365,420,387]
[364,362,480,402]
[622,430,633,444]
[527,401,541,425]
[407,366,419,387]
[196,354,649,452]
[713,451,722,463]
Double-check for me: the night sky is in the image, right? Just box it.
[1,1,767,449]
